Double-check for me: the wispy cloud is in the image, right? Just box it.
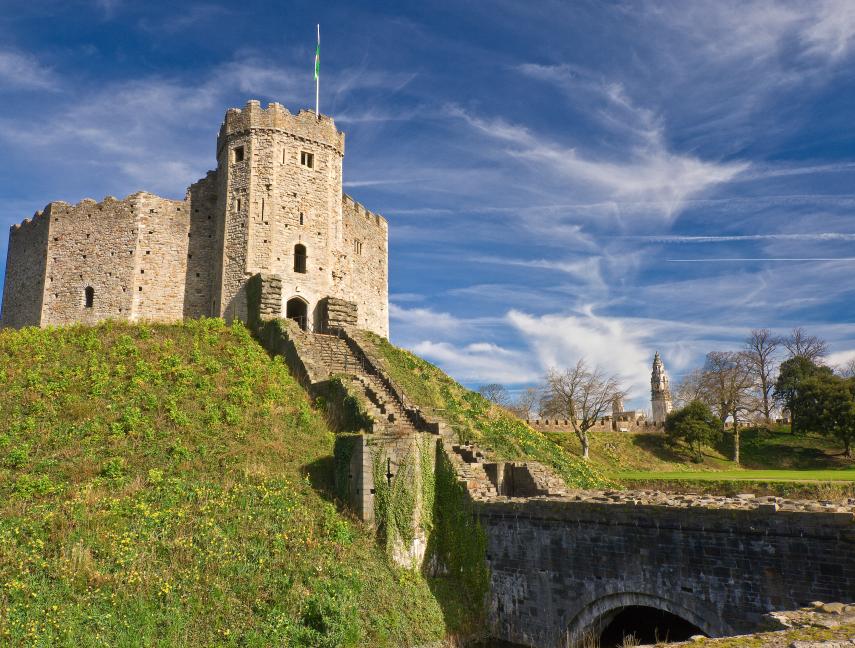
[666,257,855,263]
[447,103,747,222]
[0,50,59,91]
[630,233,855,244]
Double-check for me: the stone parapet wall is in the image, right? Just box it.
[40,196,139,327]
[478,490,855,648]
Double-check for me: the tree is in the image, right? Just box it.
[773,356,832,434]
[783,327,828,362]
[478,383,509,406]
[665,401,721,463]
[799,373,855,458]
[509,387,539,419]
[541,360,624,460]
[674,368,706,409]
[699,351,754,464]
[744,328,781,423]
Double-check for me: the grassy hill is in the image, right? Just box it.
[0,320,453,647]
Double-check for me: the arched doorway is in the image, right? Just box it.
[286,297,308,330]
[598,606,705,647]
[566,593,721,647]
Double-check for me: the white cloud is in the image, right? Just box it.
[410,340,540,384]
[390,303,462,334]
[0,50,59,91]
[469,255,605,287]
[654,0,855,64]
[506,308,652,401]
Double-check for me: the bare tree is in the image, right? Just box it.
[674,368,707,409]
[478,383,509,406]
[783,327,828,362]
[744,328,781,423]
[700,351,755,464]
[837,358,855,378]
[541,360,624,460]
[509,387,540,419]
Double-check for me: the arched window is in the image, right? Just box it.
[294,244,307,273]
[84,286,94,308]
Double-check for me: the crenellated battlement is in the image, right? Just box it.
[217,99,344,155]
[342,193,387,227]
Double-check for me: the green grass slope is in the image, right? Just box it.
[547,426,853,474]
[547,426,855,499]
[0,320,449,647]
[361,332,610,489]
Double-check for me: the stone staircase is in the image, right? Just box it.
[303,331,420,436]
[447,444,499,499]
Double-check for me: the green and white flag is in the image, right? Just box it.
[314,25,320,81]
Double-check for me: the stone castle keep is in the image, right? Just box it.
[0,100,389,335]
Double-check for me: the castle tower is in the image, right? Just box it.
[213,101,346,326]
[650,351,673,424]
[1,100,388,336]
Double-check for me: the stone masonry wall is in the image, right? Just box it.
[133,194,192,320]
[479,495,855,648]
[184,172,218,317]
[1,208,49,328]
[41,196,138,326]
[215,101,348,329]
[339,195,389,336]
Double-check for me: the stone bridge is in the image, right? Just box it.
[476,490,855,648]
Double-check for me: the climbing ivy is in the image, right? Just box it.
[417,435,436,536]
[429,446,489,612]
[371,452,417,558]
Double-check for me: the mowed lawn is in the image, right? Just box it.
[615,468,855,482]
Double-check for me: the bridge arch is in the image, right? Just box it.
[565,592,728,647]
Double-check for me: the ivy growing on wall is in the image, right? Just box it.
[371,452,416,557]
[429,446,489,610]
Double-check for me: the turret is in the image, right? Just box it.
[651,351,673,424]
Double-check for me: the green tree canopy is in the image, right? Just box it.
[773,356,832,433]
[799,373,855,457]
[665,400,722,463]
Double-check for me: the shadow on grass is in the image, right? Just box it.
[300,456,339,504]
[630,433,696,465]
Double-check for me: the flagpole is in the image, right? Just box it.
[315,24,320,118]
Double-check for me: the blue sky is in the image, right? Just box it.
[1,0,855,409]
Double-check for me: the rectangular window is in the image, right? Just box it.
[236,198,242,212]
[354,240,363,255]
[300,151,314,168]
[233,146,245,163]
